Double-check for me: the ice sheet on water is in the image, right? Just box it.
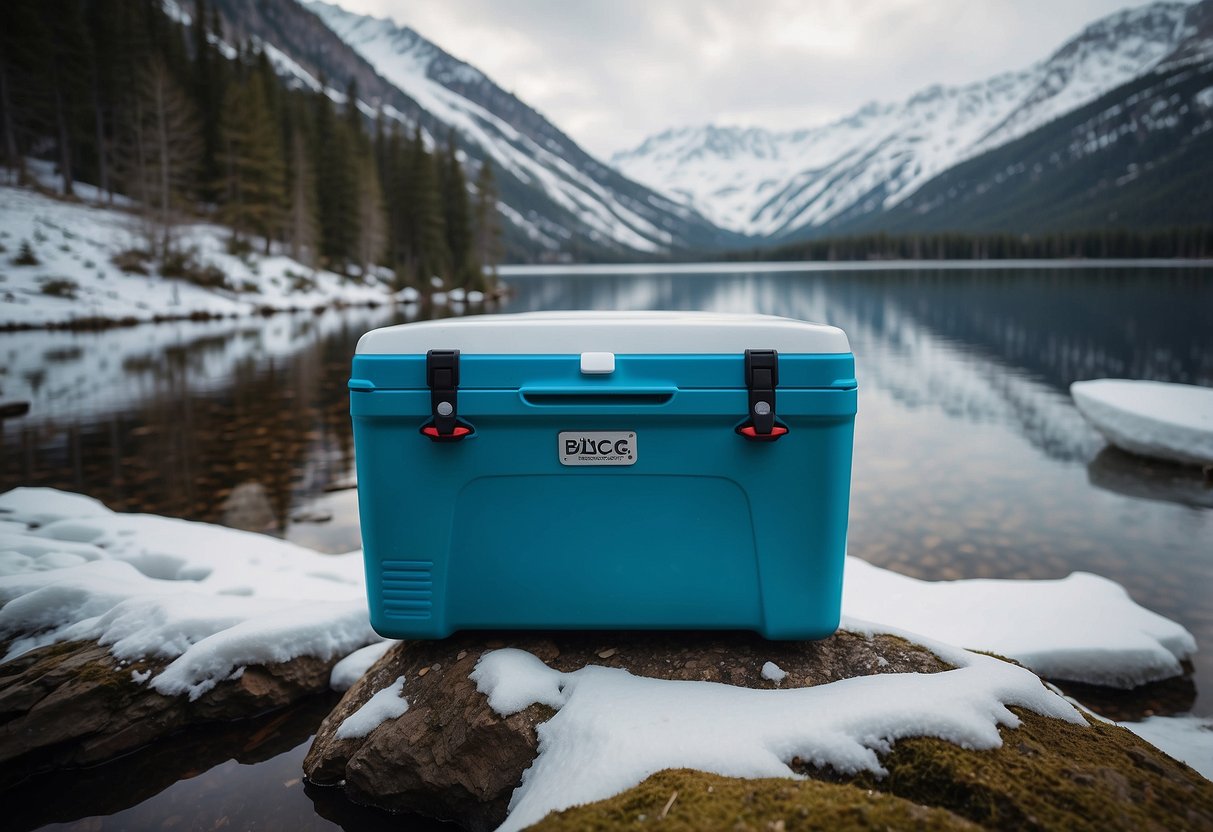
[1071,379,1213,466]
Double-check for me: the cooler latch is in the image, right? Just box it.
[422,350,473,441]
[737,349,788,441]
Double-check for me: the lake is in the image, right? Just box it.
[2,261,1211,830]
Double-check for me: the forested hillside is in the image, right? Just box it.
[0,0,501,291]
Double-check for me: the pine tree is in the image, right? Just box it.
[286,123,317,265]
[441,131,475,287]
[473,159,503,288]
[355,151,385,277]
[312,87,359,271]
[406,126,446,284]
[219,69,285,252]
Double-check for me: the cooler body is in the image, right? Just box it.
[349,312,857,640]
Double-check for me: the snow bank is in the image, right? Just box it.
[330,639,398,691]
[0,487,376,700]
[1123,715,1213,779]
[0,486,1200,708]
[842,556,1195,689]
[473,639,1083,832]
[336,675,409,739]
[1071,379,1213,466]
[0,185,394,326]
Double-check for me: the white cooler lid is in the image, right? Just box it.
[356,311,850,355]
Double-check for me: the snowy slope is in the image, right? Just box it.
[612,1,1206,237]
[219,0,729,258]
[0,184,394,327]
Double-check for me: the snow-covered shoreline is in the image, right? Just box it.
[0,184,399,329]
[1,485,1208,817]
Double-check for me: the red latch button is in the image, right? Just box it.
[737,424,788,441]
[421,424,473,440]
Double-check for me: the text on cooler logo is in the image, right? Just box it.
[566,437,630,456]
[557,431,637,466]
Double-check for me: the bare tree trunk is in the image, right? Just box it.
[154,71,171,258]
[54,82,73,196]
[92,79,109,203]
[288,131,315,265]
[0,62,23,184]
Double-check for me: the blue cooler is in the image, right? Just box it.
[349,312,857,640]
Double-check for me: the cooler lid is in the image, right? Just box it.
[356,311,850,355]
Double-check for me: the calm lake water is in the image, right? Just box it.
[2,262,1212,830]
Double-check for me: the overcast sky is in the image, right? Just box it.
[329,0,1168,160]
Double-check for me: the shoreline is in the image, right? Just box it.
[500,257,1213,276]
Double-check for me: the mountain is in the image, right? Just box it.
[855,59,1213,234]
[611,1,1213,240]
[210,0,734,261]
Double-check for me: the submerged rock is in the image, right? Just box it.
[304,632,1213,831]
[0,638,338,787]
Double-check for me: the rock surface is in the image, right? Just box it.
[304,631,1213,832]
[0,638,338,788]
[302,630,952,831]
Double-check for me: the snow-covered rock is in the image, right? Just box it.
[1072,379,1213,466]
[305,630,1213,831]
[0,487,377,700]
[472,639,1080,832]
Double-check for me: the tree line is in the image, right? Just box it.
[0,0,503,290]
[726,227,1213,262]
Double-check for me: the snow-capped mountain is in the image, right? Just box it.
[210,0,731,260]
[612,1,1210,239]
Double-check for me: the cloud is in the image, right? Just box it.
[329,0,1170,160]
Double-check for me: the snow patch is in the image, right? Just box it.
[472,641,1083,832]
[843,556,1195,689]
[331,639,398,691]
[335,675,408,739]
[760,661,787,684]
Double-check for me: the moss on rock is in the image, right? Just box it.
[820,709,1213,831]
[539,711,1213,831]
[529,768,979,831]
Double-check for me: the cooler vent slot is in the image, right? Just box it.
[381,559,433,619]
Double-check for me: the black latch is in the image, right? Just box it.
[422,350,472,441]
[737,349,788,441]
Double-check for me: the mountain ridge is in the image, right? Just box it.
[611,0,1212,240]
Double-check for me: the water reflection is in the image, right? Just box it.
[0,308,400,538]
[1087,447,1213,510]
[1,265,1212,832]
